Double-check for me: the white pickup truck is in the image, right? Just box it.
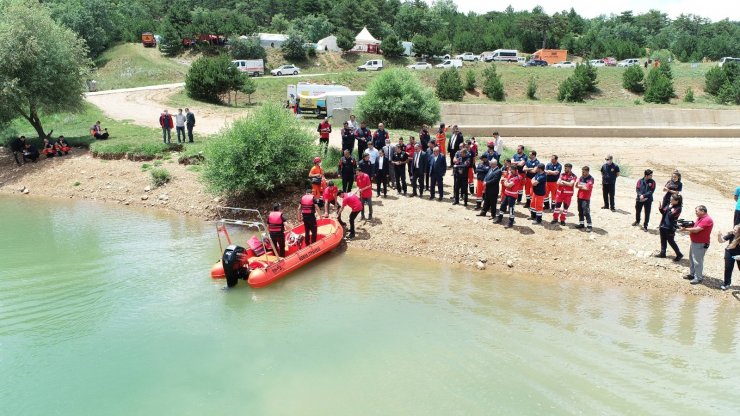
[455,52,479,61]
[357,59,384,71]
[435,59,463,69]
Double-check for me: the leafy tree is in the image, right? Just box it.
[464,70,476,91]
[203,103,317,196]
[230,37,267,61]
[0,0,92,138]
[239,75,257,105]
[185,55,243,103]
[557,76,586,102]
[436,68,464,101]
[292,14,335,43]
[411,34,433,57]
[482,66,505,101]
[51,0,117,58]
[336,28,355,52]
[573,63,598,93]
[683,87,695,103]
[158,20,183,57]
[623,65,645,93]
[381,32,404,57]
[356,68,440,129]
[270,13,291,33]
[704,66,728,95]
[281,31,308,61]
[716,80,740,105]
[643,67,674,103]
[526,76,538,100]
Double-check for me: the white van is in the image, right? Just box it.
[357,60,384,71]
[232,59,264,76]
[490,49,518,62]
[435,59,463,69]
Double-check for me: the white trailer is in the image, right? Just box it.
[325,91,366,117]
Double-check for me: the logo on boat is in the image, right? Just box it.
[298,246,321,261]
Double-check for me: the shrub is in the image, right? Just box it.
[716,80,740,105]
[464,70,476,91]
[150,168,171,187]
[356,69,439,129]
[623,65,645,93]
[281,31,307,62]
[557,76,586,102]
[574,63,598,93]
[230,38,267,62]
[158,20,183,57]
[185,55,243,103]
[202,103,317,196]
[683,87,695,103]
[526,76,537,100]
[240,75,257,105]
[336,29,355,52]
[705,66,728,95]
[380,32,404,58]
[482,66,505,101]
[436,68,464,101]
[644,67,674,104]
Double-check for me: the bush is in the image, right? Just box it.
[557,76,586,102]
[240,75,257,105]
[705,66,728,95]
[356,69,439,129]
[574,63,598,93]
[464,70,476,91]
[644,67,674,103]
[336,28,355,52]
[683,87,695,103]
[623,65,645,93]
[202,103,316,196]
[381,32,404,58]
[526,76,537,100]
[230,38,267,62]
[716,80,740,105]
[150,168,171,187]
[158,20,183,57]
[482,66,505,101]
[185,55,243,103]
[281,31,307,62]
[436,68,464,101]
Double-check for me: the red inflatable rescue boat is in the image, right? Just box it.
[210,207,344,288]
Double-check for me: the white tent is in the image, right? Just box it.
[257,33,289,48]
[355,27,379,45]
[316,35,340,52]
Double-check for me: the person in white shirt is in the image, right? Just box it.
[365,142,379,164]
[175,108,187,143]
[493,131,503,163]
[348,114,359,134]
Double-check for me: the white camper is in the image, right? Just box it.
[232,59,264,76]
[325,91,366,117]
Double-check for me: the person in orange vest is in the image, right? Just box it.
[322,180,338,217]
[551,163,577,225]
[355,170,373,220]
[435,123,447,157]
[317,117,332,155]
[267,203,289,257]
[337,192,363,239]
[309,157,324,198]
[297,193,319,246]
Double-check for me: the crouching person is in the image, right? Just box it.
[337,192,363,239]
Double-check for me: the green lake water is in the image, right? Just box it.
[0,196,738,415]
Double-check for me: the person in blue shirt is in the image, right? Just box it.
[529,163,547,224]
[633,169,656,231]
[734,185,740,226]
[544,155,562,210]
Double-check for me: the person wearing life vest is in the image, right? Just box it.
[496,164,522,228]
[356,171,374,221]
[322,180,339,217]
[474,153,490,209]
[529,163,547,224]
[435,123,447,157]
[317,117,332,155]
[41,138,55,158]
[544,154,562,211]
[309,157,324,198]
[55,136,71,156]
[575,166,595,232]
[551,163,577,226]
[297,193,319,246]
[522,150,540,209]
[337,192,363,239]
[267,203,289,257]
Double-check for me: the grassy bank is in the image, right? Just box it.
[93,43,192,91]
[7,103,210,160]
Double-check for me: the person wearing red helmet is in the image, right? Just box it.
[309,157,324,198]
[337,192,363,239]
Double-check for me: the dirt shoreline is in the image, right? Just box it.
[2,141,738,301]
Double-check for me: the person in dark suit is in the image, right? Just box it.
[410,143,428,197]
[446,125,464,169]
[428,146,447,200]
[479,159,503,217]
[374,148,390,197]
[423,139,436,191]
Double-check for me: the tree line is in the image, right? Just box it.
[41,0,739,61]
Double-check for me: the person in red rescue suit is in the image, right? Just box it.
[298,193,319,246]
[544,155,563,210]
[552,163,577,225]
[522,150,540,209]
[317,117,332,155]
[529,163,547,224]
[322,180,339,217]
[55,136,71,156]
[496,165,523,228]
[499,158,512,203]
[511,145,528,203]
[267,203,289,257]
[355,171,374,220]
[337,192,363,239]
[576,166,595,232]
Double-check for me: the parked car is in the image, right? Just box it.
[435,59,463,69]
[617,58,640,67]
[719,57,740,67]
[589,59,606,67]
[407,61,432,70]
[271,64,300,76]
[525,60,548,67]
[455,52,479,61]
[552,61,576,68]
[357,59,384,71]
[433,54,451,61]
[517,56,527,66]
[480,51,494,61]
[604,57,617,66]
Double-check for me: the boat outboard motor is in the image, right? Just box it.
[222,245,248,288]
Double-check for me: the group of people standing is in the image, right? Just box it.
[158,108,195,144]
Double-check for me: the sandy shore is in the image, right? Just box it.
[2,134,739,300]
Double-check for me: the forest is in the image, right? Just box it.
[43,0,739,61]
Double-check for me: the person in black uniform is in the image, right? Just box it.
[338,149,356,193]
[633,169,656,231]
[452,147,470,206]
[358,151,374,178]
[340,121,355,155]
[600,155,620,211]
[391,143,408,195]
[10,136,26,166]
[658,194,683,260]
[419,125,431,152]
[474,153,491,209]
[410,143,428,197]
[478,158,502,217]
[374,148,390,197]
[356,121,371,160]
[23,143,39,163]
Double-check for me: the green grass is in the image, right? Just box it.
[93,43,191,91]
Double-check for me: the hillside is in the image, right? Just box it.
[92,43,193,91]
